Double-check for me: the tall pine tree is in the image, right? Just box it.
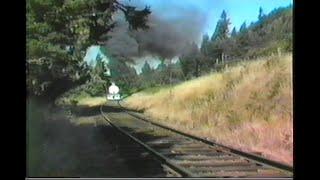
[93,54,108,81]
[200,34,210,55]
[141,61,152,75]
[231,27,237,37]
[211,10,230,42]
[156,59,167,71]
[258,7,266,21]
[239,22,247,33]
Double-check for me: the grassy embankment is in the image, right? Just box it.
[56,91,107,107]
[124,54,293,165]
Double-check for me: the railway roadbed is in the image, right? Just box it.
[33,104,170,177]
[100,101,293,178]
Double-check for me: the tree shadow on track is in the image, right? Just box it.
[66,103,123,117]
[28,103,172,177]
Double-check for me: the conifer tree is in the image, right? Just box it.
[239,22,247,33]
[141,61,152,75]
[258,7,266,21]
[231,27,237,37]
[211,10,230,42]
[200,34,210,55]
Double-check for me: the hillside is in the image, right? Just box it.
[123,54,293,165]
[243,5,293,57]
[206,5,292,60]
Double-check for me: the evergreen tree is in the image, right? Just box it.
[200,34,210,55]
[93,54,108,81]
[180,42,201,78]
[211,10,230,42]
[108,56,139,93]
[231,27,237,37]
[258,7,266,21]
[141,61,152,75]
[239,22,247,33]
[156,59,167,71]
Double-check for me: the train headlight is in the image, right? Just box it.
[108,82,119,94]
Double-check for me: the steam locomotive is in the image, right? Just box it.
[107,82,121,100]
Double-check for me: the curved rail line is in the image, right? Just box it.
[100,101,293,178]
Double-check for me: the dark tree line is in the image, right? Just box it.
[88,55,184,95]
[178,5,293,80]
[136,59,184,89]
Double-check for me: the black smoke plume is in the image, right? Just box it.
[105,1,208,60]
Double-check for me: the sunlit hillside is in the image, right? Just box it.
[124,54,293,165]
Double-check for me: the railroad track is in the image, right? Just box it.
[100,101,293,178]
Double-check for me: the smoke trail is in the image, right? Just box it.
[104,1,208,60]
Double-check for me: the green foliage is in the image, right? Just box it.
[93,54,109,81]
[139,61,155,88]
[133,58,185,90]
[180,42,203,78]
[208,5,292,60]
[180,41,217,79]
[85,82,106,96]
[239,22,247,34]
[141,61,152,75]
[70,99,79,106]
[108,56,139,94]
[27,0,151,100]
[176,5,292,81]
[154,61,184,85]
[200,34,210,55]
[231,27,237,37]
[258,7,266,21]
[55,81,105,106]
[211,10,230,42]
[156,60,167,71]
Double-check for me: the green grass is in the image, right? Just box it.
[56,89,106,107]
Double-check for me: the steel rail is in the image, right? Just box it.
[99,105,197,177]
[116,100,293,175]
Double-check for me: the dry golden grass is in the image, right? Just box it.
[124,54,293,165]
[76,97,107,107]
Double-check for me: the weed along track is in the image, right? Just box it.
[100,101,293,178]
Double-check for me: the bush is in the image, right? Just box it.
[54,79,109,106]
[70,99,78,106]
[85,82,106,97]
